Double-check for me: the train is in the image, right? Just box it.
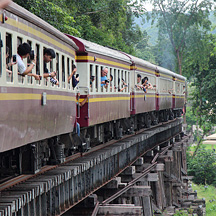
[0,2,186,175]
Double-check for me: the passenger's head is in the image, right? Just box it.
[90,75,95,81]
[110,74,113,81]
[17,43,31,58]
[43,48,56,63]
[72,64,77,73]
[142,77,148,84]
[101,67,108,77]
[137,74,141,83]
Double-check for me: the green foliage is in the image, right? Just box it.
[13,0,151,56]
[187,148,216,185]
[148,0,214,74]
[173,210,189,216]
[192,183,216,216]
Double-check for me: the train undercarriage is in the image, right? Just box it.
[0,108,182,178]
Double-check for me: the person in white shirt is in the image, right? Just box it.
[17,43,40,80]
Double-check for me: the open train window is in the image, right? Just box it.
[43,47,48,86]
[56,53,59,83]
[90,64,93,92]
[114,69,117,92]
[95,65,98,92]
[125,71,127,92]
[110,68,113,92]
[17,37,24,84]
[27,40,33,84]
[62,55,65,88]
[67,58,70,89]
[35,44,40,85]
[6,33,13,82]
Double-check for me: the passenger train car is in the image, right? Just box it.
[0,2,186,176]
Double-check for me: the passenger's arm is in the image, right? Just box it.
[22,56,36,76]
[43,71,56,78]
[79,95,89,107]
[27,73,41,80]
[68,68,77,82]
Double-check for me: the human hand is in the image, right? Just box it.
[50,71,57,77]
[35,75,42,80]
[32,55,37,64]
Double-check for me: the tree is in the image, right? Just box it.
[13,0,150,55]
[187,148,216,185]
[184,32,216,156]
[148,0,214,75]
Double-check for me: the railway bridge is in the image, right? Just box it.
[0,119,205,216]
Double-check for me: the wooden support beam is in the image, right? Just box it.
[122,186,152,197]
[98,204,143,216]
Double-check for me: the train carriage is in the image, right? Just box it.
[173,73,186,114]
[157,67,174,110]
[0,2,77,167]
[127,55,157,115]
[66,35,132,128]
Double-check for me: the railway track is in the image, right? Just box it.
[0,118,183,216]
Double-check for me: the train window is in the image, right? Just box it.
[90,64,93,92]
[17,37,22,46]
[118,70,120,92]
[62,55,65,88]
[50,58,53,72]
[176,82,180,94]
[27,40,33,84]
[110,68,113,92]
[43,47,48,86]
[95,65,98,92]
[114,69,117,92]
[6,33,13,82]
[100,66,104,92]
[17,37,24,84]
[35,44,41,85]
[67,58,70,89]
[124,71,127,93]
[56,53,59,84]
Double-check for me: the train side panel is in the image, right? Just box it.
[0,4,77,152]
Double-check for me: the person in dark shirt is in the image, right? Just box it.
[43,48,59,85]
[90,75,95,88]
[68,64,79,88]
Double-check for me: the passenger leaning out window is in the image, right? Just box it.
[16,43,41,80]
[43,48,59,85]
[101,67,108,87]
[68,64,79,89]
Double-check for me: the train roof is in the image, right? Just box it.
[125,54,157,70]
[174,73,186,81]
[5,2,78,50]
[127,53,186,80]
[66,35,131,64]
[157,65,175,78]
